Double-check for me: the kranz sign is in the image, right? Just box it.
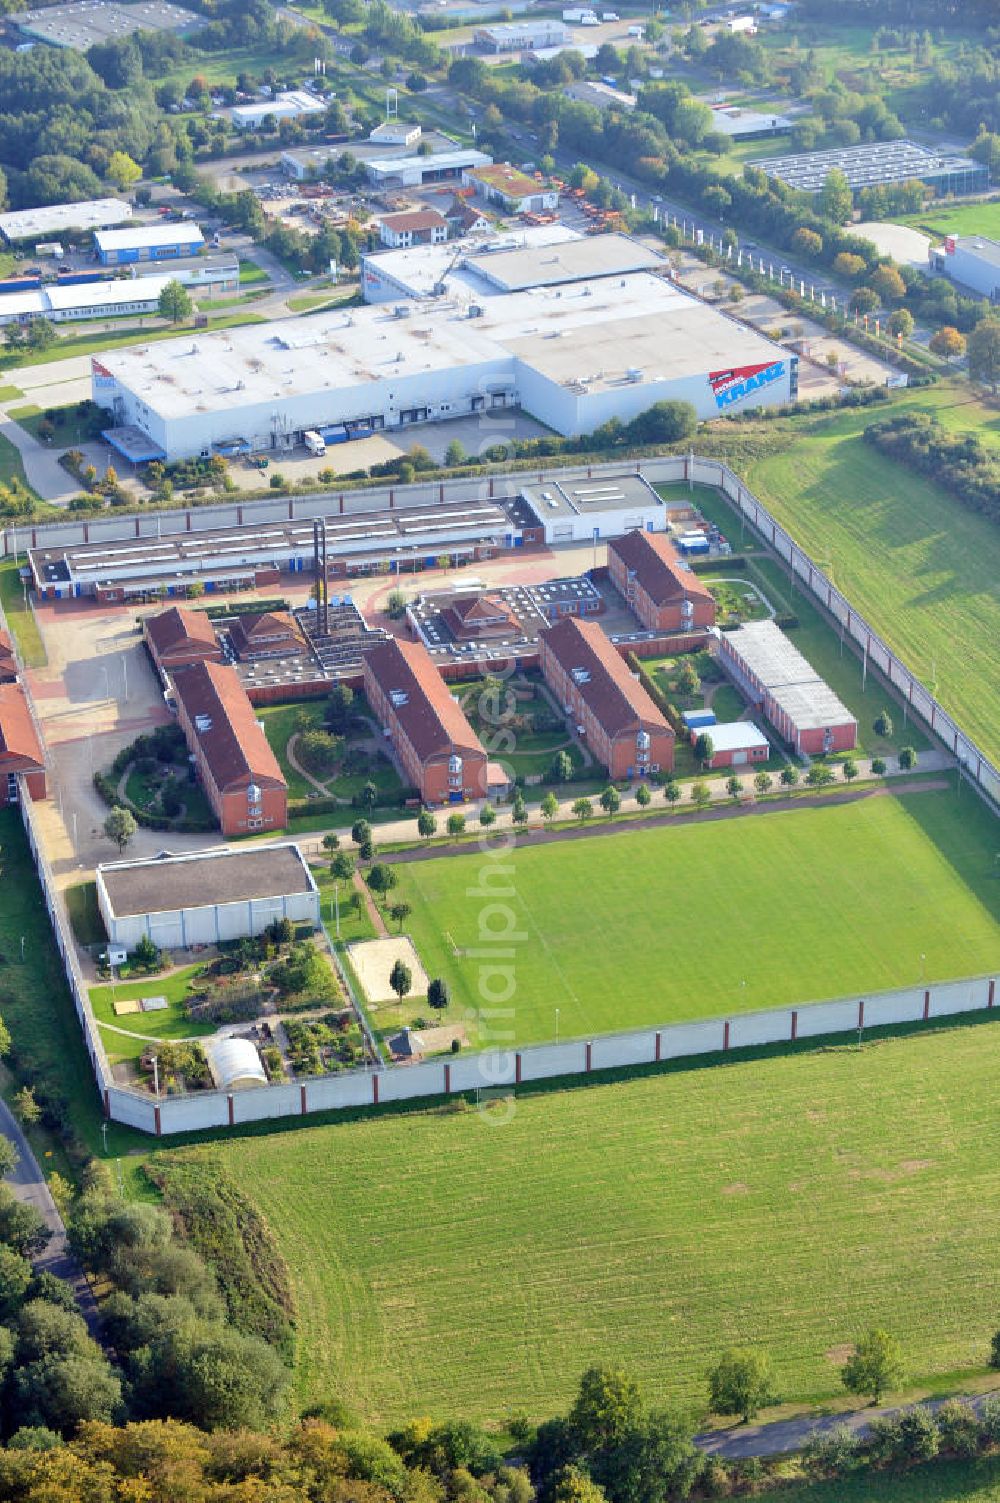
[709,360,785,410]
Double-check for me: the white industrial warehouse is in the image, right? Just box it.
[0,275,179,327]
[90,266,796,461]
[95,845,320,950]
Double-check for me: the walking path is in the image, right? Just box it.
[354,871,388,936]
[0,407,80,504]
[367,778,950,866]
[696,1387,1000,1460]
[304,751,955,858]
[0,1095,102,1343]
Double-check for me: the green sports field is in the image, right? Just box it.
[201,1020,1000,1426]
[740,385,1000,765]
[378,788,999,1047]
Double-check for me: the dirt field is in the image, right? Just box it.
[348,936,429,1002]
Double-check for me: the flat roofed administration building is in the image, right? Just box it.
[0,276,177,327]
[96,843,319,950]
[748,140,987,198]
[88,275,794,462]
[0,198,131,245]
[717,619,857,755]
[29,493,527,602]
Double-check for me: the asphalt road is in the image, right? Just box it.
[697,1389,1000,1459]
[0,1096,103,1342]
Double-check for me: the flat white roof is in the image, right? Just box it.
[95,223,205,253]
[0,276,174,319]
[466,232,663,291]
[95,272,787,419]
[233,91,325,121]
[46,276,174,310]
[705,106,792,137]
[944,235,1000,270]
[366,148,491,178]
[363,224,580,298]
[700,720,770,753]
[0,198,131,242]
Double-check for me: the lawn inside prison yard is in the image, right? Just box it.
[737,384,1000,765]
[381,788,999,1047]
[202,1019,1000,1426]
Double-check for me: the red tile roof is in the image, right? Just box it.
[173,660,286,794]
[610,530,714,606]
[0,628,17,682]
[542,617,672,740]
[379,208,448,234]
[364,637,485,762]
[0,683,44,771]
[229,610,303,655]
[145,605,219,661]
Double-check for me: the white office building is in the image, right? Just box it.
[930,234,1000,302]
[0,275,177,326]
[230,90,325,129]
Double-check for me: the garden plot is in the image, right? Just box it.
[348,936,429,1003]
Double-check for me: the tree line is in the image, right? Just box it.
[863,403,1000,528]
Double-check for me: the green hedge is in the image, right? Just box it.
[92,771,215,834]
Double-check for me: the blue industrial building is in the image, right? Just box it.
[93,222,205,265]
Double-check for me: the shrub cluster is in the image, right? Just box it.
[864,411,1000,526]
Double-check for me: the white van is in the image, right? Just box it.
[304,430,326,456]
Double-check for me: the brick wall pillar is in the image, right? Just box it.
[790,1010,798,1041]
[723,1020,730,1051]
[989,978,995,1008]
[154,1105,162,1136]
[227,1094,235,1126]
[585,1042,592,1072]
[654,1031,661,1062]
[300,1084,308,1114]
[858,999,865,1030]
[923,990,930,1020]
[515,1052,522,1084]
[444,1062,451,1094]
[372,1073,380,1105]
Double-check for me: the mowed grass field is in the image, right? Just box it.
[761,1458,1000,1503]
[902,203,1000,240]
[384,788,999,1046]
[204,1021,1000,1425]
[741,385,1000,763]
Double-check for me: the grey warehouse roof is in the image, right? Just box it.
[98,844,314,919]
[722,620,856,733]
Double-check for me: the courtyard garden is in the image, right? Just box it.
[95,722,215,832]
[451,671,587,782]
[257,689,405,810]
